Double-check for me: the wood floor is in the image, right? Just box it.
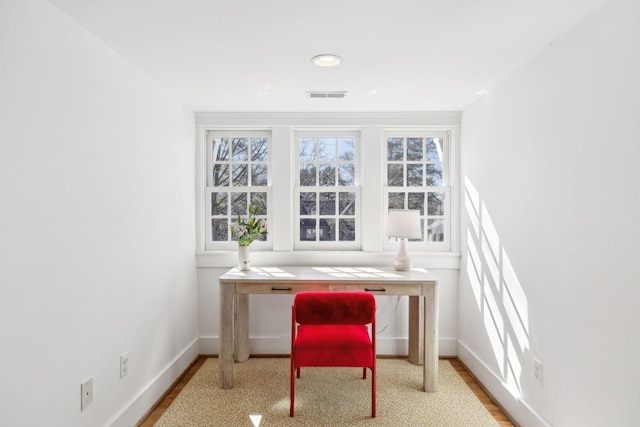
[137,356,515,426]
[449,358,515,427]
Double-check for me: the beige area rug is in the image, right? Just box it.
[155,358,499,427]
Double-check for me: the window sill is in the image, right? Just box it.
[196,250,461,270]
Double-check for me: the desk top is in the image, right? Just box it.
[219,266,438,285]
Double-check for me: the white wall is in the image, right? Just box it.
[0,1,197,426]
[459,0,640,425]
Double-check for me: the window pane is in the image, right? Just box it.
[428,192,445,215]
[339,192,355,215]
[339,219,356,241]
[250,192,267,214]
[299,164,316,186]
[212,164,229,186]
[426,138,443,161]
[207,131,271,250]
[300,219,316,241]
[319,164,336,186]
[232,164,248,186]
[387,164,404,186]
[338,164,355,186]
[338,138,355,160]
[300,192,316,215]
[232,138,248,161]
[211,218,228,241]
[319,218,335,241]
[427,219,445,242]
[231,193,247,216]
[251,137,268,161]
[296,132,359,248]
[407,138,423,161]
[426,164,443,186]
[387,137,403,161]
[319,192,336,215]
[408,192,424,214]
[318,138,336,161]
[407,164,423,186]
[388,192,405,209]
[212,138,230,161]
[251,164,267,186]
[211,192,228,215]
[299,137,316,161]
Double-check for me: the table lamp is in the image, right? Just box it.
[386,209,422,271]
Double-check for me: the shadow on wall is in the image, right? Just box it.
[463,175,531,399]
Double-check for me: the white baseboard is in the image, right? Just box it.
[457,341,551,427]
[199,336,458,357]
[108,339,199,427]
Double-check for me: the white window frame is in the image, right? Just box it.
[204,130,272,251]
[383,130,452,252]
[195,113,461,269]
[294,129,362,251]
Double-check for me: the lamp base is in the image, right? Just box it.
[393,238,412,271]
[394,259,412,271]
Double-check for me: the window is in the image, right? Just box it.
[196,113,459,262]
[295,131,360,250]
[204,130,271,250]
[384,131,451,250]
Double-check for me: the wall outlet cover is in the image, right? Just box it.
[81,377,93,411]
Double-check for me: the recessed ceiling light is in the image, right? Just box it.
[312,54,343,67]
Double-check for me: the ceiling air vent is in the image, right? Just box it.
[307,91,347,99]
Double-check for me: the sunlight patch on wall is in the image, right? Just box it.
[482,231,501,290]
[483,286,506,374]
[463,175,530,399]
[506,334,523,397]
[464,176,481,238]
[502,249,530,351]
[466,229,484,309]
[481,203,500,261]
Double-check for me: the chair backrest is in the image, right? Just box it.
[294,292,376,325]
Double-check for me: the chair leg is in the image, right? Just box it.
[362,367,367,379]
[371,367,376,418]
[290,363,295,417]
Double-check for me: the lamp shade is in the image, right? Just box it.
[386,209,421,239]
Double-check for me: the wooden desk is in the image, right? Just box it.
[218,266,439,392]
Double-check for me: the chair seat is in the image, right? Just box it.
[294,324,373,367]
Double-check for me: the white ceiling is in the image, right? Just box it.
[50,0,607,112]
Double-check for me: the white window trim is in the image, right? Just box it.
[203,129,273,251]
[195,113,461,269]
[294,129,362,250]
[382,129,453,252]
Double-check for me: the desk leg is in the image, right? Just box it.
[219,283,234,389]
[424,283,439,392]
[234,294,250,362]
[408,295,423,365]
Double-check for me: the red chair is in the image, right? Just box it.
[290,291,377,418]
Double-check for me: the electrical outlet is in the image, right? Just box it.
[120,352,129,378]
[81,377,93,411]
[533,358,543,386]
